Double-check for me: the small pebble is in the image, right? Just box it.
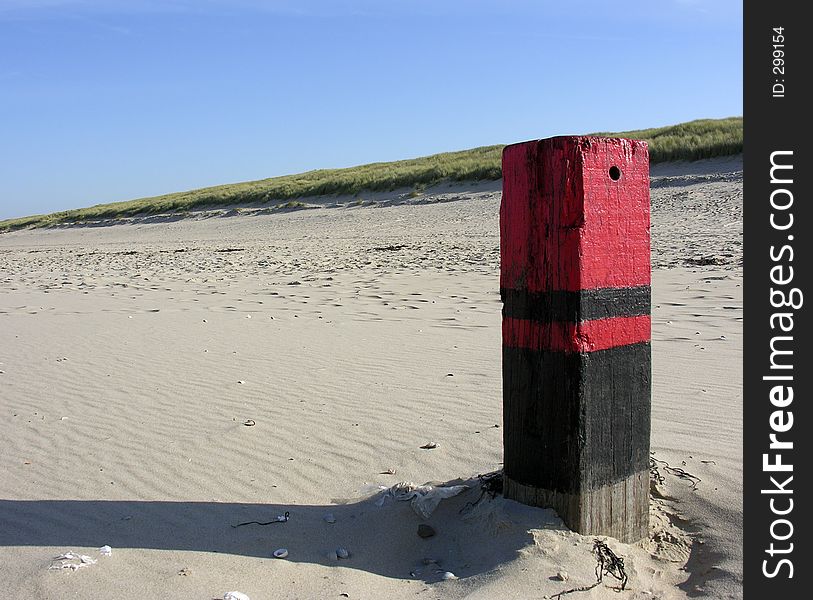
[336,547,349,559]
[420,442,438,449]
[417,524,435,538]
[556,570,569,582]
[273,548,288,559]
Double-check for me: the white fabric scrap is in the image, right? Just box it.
[49,551,98,571]
[224,592,251,600]
[374,481,468,519]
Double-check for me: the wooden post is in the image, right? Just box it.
[500,136,651,543]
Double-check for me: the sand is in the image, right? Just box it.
[0,156,742,599]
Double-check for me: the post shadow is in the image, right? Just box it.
[0,476,552,582]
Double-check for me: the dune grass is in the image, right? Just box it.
[604,117,743,163]
[1,117,741,233]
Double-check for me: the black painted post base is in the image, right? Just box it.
[504,470,649,543]
[502,342,652,543]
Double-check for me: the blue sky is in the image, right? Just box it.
[0,0,742,220]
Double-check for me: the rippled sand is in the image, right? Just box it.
[0,156,742,599]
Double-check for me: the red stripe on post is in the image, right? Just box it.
[503,315,651,353]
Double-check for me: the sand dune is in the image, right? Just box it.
[0,156,742,599]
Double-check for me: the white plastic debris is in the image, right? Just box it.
[441,571,458,580]
[49,551,98,571]
[360,483,390,496]
[273,548,288,559]
[99,545,112,556]
[224,592,250,600]
[372,482,468,519]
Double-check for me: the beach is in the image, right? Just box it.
[0,156,742,599]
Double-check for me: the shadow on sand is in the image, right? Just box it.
[0,476,558,582]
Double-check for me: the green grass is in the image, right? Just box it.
[1,117,741,233]
[599,117,743,163]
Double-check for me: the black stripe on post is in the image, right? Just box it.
[503,342,651,493]
[501,286,651,323]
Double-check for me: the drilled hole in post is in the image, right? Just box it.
[609,166,621,181]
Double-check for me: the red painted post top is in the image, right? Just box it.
[501,136,650,293]
[500,136,650,354]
